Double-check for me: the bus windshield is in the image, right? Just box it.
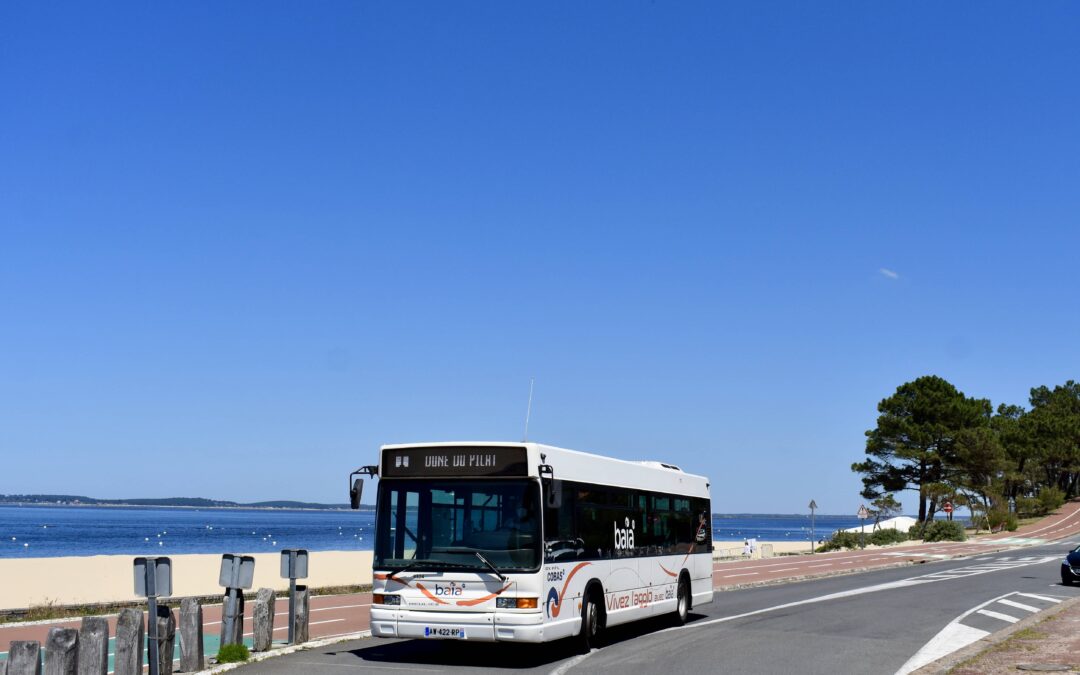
[375,479,542,572]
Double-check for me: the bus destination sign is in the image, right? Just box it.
[382,446,528,478]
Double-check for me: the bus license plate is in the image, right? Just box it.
[424,626,466,639]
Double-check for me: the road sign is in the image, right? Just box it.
[219,554,256,590]
[280,549,309,580]
[943,502,954,514]
[133,557,172,675]
[857,505,870,549]
[281,549,309,645]
[134,557,172,598]
[219,554,256,649]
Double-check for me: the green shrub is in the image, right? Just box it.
[216,644,250,663]
[907,521,925,540]
[1038,487,1066,514]
[1014,496,1041,517]
[1004,512,1019,531]
[921,520,966,542]
[987,507,1010,531]
[816,530,862,552]
[869,528,908,546]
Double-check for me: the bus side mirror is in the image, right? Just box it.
[350,479,363,510]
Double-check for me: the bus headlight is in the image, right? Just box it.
[373,594,401,606]
[497,597,538,609]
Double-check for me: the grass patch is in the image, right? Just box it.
[0,599,89,624]
[216,643,250,663]
[946,619,1056,672]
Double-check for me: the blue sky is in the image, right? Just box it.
[2,2,1078,513]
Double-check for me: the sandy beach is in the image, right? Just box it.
[713,540,814,558]
[0,551,373,611]
[0,541,817,610]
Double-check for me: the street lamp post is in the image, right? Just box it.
[808,500,818,554]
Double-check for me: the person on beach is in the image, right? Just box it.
[743,539,751,557]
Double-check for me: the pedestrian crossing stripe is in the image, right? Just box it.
[896,590,1070,674]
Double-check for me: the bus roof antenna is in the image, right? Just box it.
[522,377,535,442]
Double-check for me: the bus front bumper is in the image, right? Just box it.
[370,607,547,643]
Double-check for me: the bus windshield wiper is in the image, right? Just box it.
[387,558,472,580]
[473,552,506,582]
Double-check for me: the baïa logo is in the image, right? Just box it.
[433,582,465,596]
[614,517,635,550]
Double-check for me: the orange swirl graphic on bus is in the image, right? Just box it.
[545,562,591,618]
[375,573,511,607]
[456,582,513,606]
[415,582,449,605]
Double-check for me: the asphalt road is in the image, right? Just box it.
[235,540,1080,675]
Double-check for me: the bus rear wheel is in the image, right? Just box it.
[578,591,601,652]
[674,577,689,625]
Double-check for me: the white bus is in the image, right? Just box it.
[348,442,713,649]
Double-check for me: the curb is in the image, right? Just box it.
[715,543,1012,592]
[910,595,1080,675]
[195,631,372,673]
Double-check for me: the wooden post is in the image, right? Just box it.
[44,628,78,675]
[252,588,276,652]
[155,606,176,675]
[179,598,204,672]
[77,617,109,675]
[292,586,310,643]
[218,591,245,647]
[6,641,42,675]
[114,608,144,675]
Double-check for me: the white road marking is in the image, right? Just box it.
[241,618,346,636]
[975,609,1019,623]
[895,592,1014,674]
[895,622,988,675]
[274,603,371,617]
[203,603,370,627]
[997,598,1040,613]
[720,572,759,578]
[1016,592,1061,603]
[895,587,1071,675]
[548,649,597,675]
[658,555,1061,649]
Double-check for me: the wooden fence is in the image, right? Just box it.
[3,587,310,675]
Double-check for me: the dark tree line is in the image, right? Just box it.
[852,376,1080,525]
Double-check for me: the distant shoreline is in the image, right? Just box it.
[0,502,375,513]
[0,503,919,519]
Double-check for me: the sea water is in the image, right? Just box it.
[0,505,375,558]
[0,505,881,558]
